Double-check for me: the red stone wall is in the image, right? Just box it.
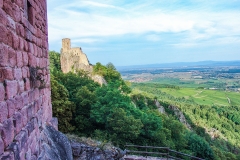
[0,0,52,159]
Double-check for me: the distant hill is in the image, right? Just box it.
[116,60,240,71]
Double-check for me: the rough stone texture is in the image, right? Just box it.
[168,105,192,130]
[60,38,93,73]
[0,102,8,123]
[70,140,126,160]
[0,83,5,101]
[91,75,107,86]
[0,0,55,159]
[154,100,166,114]
[38,125,73,160]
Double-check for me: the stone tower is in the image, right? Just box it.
[60,38,93,73]
[62,38,71,53]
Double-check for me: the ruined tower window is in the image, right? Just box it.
[27,0,34,25]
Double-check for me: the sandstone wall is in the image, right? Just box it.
[0,0,52,159]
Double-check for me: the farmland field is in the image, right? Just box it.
[121,66,240,106]
[132,83,240,106]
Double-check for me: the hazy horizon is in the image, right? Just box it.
[47,1,240,66]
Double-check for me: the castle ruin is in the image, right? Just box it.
[60,38,93,73]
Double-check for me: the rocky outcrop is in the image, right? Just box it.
[38,125,73,160]
[70,140,126,160]
[91,75,107,86]
[154,100,166,114]
[155,101,192,130]
[168,106,192,130]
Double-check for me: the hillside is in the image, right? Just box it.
[49,51,240,160]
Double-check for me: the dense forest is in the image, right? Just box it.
[49,51,239,160]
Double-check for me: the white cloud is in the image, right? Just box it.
[146,34,161,42]
[72,38,101,43]
[47,0,240,50]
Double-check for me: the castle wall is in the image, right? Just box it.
[0,0,52,159]
[60,39,92,73]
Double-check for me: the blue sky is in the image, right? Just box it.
[47,0,240,66]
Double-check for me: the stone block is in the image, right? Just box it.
[24,78,30,91]
[21,92,29,106]
[22,66,29,78]
[24,39,28,52]
[3,0,12,16]
[31,155,37,160]
[12,3,21,22]
[21,106,28,126]
[20,15,28,29]
[5,80,18,99]
[39,58,44,68]
[0,24,8,45]
[25,148,31,160]
[37,46,42,57]
[0,42,8,67]
[15,0,24,9]
[28,54,37,67]
[26,29,33,42]
[33,44,38,56]
[19,23,25,37]
[13,68,22,80]
[33,101,39,115]
[28,42,34,55]
[7,30,13,48]
[36,57,39,67]
[0,8,7,26]
[15,130,28,151]
[0,151,14,160]
[13,112,23,134]
[8,47,17,67]
[34,88,39,101]
[16,51,23,67]
[22,51,29,66]
[12,33,19,50]
[0,83,5,101]
[0,0,3,8]
[30,138,38,156]
[0,101,7,123]
[15,95,23,110]
[0,67,13,81]
[19,37,24,51]
[6,15,16,31]
[2,118,14,147]
[18,80,24,93]
[26,118,34,135]
[6,98,16,118]
[27,104,34,121]
[28,90,34,103]
[0,137,3,155]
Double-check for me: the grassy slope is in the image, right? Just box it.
[159,88,240,106]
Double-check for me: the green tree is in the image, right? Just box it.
[74,86,96,135]
[107,108,143,143]
[49,51,61,72]
[185,132,214,159]
[106,62,116,70]
[51,76,75,133]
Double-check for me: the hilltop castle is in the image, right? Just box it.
[60,38,93,73]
